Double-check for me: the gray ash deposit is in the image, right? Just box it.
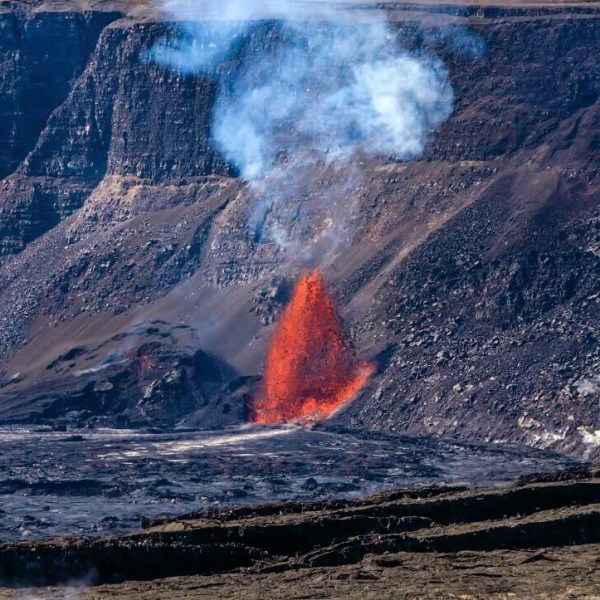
[0,425,581,541]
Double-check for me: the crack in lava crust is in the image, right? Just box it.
[252,269,375,424]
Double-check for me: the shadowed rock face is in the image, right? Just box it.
[0,10,120,181]
[0,3,598,453]
[0,18,233,257]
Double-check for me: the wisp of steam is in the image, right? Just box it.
[150,0,454,250]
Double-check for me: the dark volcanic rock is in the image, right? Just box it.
[0,10,119,181]
[1,471,600,586]
[0,341,239,429]
[0,18,233,258]
[0,425,579,542]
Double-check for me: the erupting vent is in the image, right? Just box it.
[252,269,375,424]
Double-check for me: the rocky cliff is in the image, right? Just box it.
[0,1,598,454]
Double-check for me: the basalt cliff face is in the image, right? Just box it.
[0,2,598,455]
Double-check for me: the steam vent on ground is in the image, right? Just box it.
[0,0,598,598]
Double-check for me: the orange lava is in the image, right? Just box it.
[251,269,375,424]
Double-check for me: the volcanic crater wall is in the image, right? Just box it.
[0,3,598,454]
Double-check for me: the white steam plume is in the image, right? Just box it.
[149,0,454,254]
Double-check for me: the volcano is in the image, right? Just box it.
[251,269,374,424]
[0,1,597,455]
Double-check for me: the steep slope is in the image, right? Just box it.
[0,2,597,453]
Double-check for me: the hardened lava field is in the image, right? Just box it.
[0,425,581,541]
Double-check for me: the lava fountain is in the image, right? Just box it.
[251,269,375,424]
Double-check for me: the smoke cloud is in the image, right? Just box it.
[19,570,97,599]
[150,0,454,253]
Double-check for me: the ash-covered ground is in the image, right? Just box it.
[0,425,581,542]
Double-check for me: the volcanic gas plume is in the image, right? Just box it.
[252,269,375,424]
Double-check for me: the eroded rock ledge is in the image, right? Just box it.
[1,465,599,587]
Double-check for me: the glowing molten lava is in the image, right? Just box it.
[252,269,375,424]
